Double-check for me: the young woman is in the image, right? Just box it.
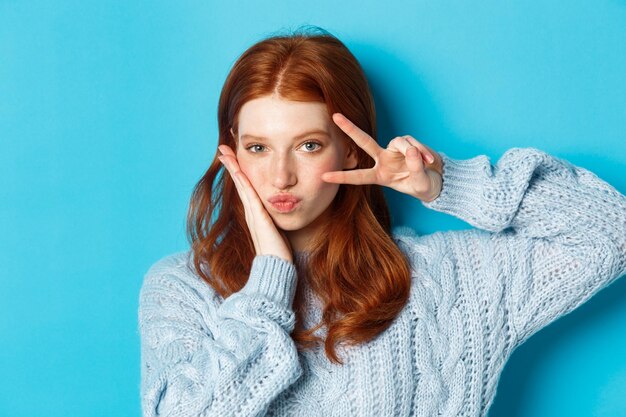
[138,27,626,417]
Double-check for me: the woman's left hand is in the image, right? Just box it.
[322,113,444,203]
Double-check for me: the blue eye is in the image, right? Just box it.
[245,141,321,153]
[301,141,322,152]
[247,144,266,153]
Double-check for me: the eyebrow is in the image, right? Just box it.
[240,129,331,141]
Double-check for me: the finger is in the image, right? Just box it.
[403,136,435,164]
[219,154,266,214]
[234,169,264,211]
[217,152,261,255]
[218,144,236,158]
[217,155,243,194]
[405,145,425,173]
[385,136,430,165]
[217,153,241,179]
[401,137,431,166]
[332,113,381,160]
[321,168,378,185]
[218,155,250,206]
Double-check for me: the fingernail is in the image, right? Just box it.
[427,154,434,163]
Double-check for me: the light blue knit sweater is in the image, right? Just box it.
[139,147,626,417]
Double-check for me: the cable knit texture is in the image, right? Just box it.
[138,147,626,417]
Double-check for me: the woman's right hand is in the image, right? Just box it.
[217,145,294,264]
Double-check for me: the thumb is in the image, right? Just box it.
[405,145,425,173]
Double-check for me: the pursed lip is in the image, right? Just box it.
[267,194,302,213]
[268,194,301,204]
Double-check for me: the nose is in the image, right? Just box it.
[271,153,297,190]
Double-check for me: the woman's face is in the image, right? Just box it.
[233,94,357,251]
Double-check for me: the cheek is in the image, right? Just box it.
[237,158,264,192]
[236,153,344,197]
[304,159,342,195]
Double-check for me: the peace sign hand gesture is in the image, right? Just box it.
[322,113,444,203]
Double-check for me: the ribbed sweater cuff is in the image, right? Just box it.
[240,255,298,308]
[422,152,486,217]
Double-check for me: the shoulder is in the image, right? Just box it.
[392,226,433,252]
[391,224,502,274]
[140,250,221,305]
[392,226,500,315]
[391,225,453,263]
[391,225,454,288]
[138,251,223,342]
[144,250,194,279]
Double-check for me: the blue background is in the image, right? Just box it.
[1,1,625,416]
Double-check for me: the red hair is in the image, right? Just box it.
[186,26,411,365]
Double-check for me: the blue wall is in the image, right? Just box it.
[1,1,624,416]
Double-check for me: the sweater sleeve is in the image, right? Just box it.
[422,147,626,346]
[138,253,303,417]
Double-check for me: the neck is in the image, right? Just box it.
[285,229,313,253]
[284,205,332,253]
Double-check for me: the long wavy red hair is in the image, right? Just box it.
[186,26,412,365]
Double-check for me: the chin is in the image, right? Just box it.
[273,218,309,232]
[269,211,315,230]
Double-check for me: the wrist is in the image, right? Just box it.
[421,170,443,203]
[240,255,298,307]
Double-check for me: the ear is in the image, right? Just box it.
[343,144,358,170]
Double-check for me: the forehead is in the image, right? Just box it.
[237,95,331,137]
